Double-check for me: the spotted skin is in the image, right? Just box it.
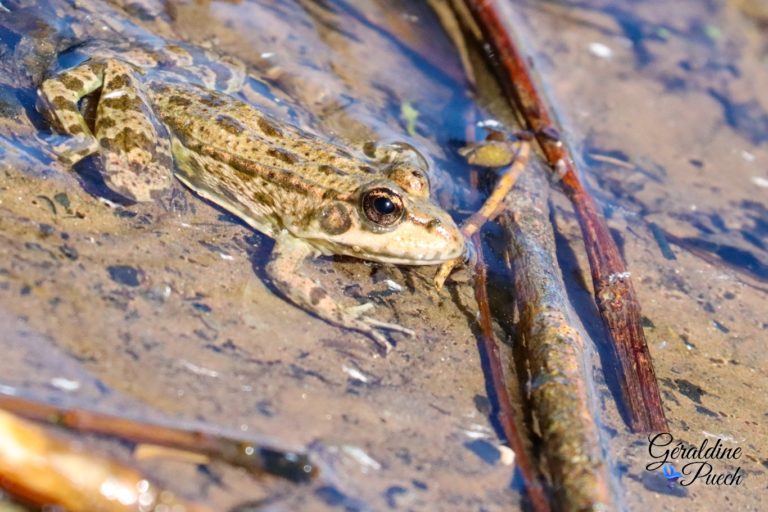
[98,60,175,200]
[37,39,244,201]
[36,41,464,351]
[38,59,174,201]
[37,62,104,165]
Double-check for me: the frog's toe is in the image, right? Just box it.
[362,317,415,338]
[344,304,415,351]
[344,302,375,319]
[357,316,416,354]
[157,184,194,214]
[339,315,402,354]
[365,328,395,355]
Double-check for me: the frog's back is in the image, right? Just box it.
[150,82,376,235]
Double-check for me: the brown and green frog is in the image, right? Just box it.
[36,38,464,351]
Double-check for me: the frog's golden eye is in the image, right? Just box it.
[361,187,405,227]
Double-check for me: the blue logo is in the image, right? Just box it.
[662,463,683,486]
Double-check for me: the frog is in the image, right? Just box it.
[36,39,465,352]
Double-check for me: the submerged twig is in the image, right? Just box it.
[457,140,530,238]
[444,135,548,510]
[460,0,667,432]
[434,139,530,288]
[501,164,615,511]
[0,394,317,483]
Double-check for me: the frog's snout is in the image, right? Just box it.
[386,202,464,264]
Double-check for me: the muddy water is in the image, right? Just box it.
[0,0,765,510]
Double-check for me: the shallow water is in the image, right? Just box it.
[513,0,767,509]
[0,0,765,510]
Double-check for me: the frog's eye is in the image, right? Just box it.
[361,187,405,227]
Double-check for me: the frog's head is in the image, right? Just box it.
[303,179,465,265]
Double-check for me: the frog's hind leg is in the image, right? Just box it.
[94,61,173,202]
[37,61,106,165]
[38,59,173,202]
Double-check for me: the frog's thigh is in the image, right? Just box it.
[37,62,105,165]
[95,60,173,202]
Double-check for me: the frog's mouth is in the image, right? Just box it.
[325,238,466,266]
[361,248,465,266]
[304,234,464,265]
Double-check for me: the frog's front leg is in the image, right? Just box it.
[266,232,414,353]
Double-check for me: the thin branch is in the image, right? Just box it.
[433,131,546,510]
[0,408,211,512]
[434,140,531,288]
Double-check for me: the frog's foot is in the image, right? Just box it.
[343,303,415,353]
[155,182,194,215]
[266,234,413,354]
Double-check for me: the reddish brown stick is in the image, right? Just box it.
[472,233,551,512]
[464,0,667,432]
